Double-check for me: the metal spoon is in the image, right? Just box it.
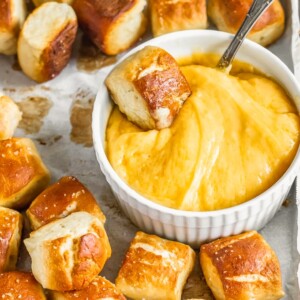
[216,0,274,71]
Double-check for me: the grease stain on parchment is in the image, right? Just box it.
[3,86,35,94]
[17,96,53,134]
[70,90,94,147]
[77,35,117,72]
[36,135,62,146]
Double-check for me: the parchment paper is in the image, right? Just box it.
[0,0,299,298]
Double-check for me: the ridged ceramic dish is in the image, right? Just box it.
[92,30,300,247]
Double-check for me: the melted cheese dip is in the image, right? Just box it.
[106,59,300,211]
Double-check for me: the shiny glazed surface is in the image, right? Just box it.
[106,56,300,211]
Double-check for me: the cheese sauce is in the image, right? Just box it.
[106,57,300,211]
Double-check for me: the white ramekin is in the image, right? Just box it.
[92,30,300,247]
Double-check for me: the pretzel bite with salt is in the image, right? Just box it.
[0,138,50,209]
[26,176,106,230]
[49,276,126,299]
[0,271,46,299]
[116,231,195,300]
[200,231,284,300]
[24,212,111,291]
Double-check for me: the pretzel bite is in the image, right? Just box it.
[0,271,46,299]
[116,231,195,300]
[0,0,26,55]
[149,0,207,37]
[27,176,106,230]
[0,95,22,140]
[24,212,111,291]
[200,231,284,300]
[72,0,147,55]
[105,46,191,130]
[0,207,22,272]
[207,0,285,46]
[0,138,50,209]
[49,276,126,299]
[18,2,78,83]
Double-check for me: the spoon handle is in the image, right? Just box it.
[216,0,274,70]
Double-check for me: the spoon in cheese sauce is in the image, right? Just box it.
[217,0,275,71]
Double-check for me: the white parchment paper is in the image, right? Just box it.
[0,0,299,298]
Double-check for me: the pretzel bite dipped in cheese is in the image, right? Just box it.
[72,0,147,55]
[24,212,111,291]
[207,0,285,47]
[200,231,284,300]
[0,271,46,299]
[27,176,106,231]
[0,95,22,140]
[0,138,50,209]
[0,0,26,55]
[49,276,126,300]
[0,207,22,272]
[105,46,191,130]
[17,2,78,83]
[149,0,207,37]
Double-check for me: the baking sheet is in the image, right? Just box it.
[0,0,299,298]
